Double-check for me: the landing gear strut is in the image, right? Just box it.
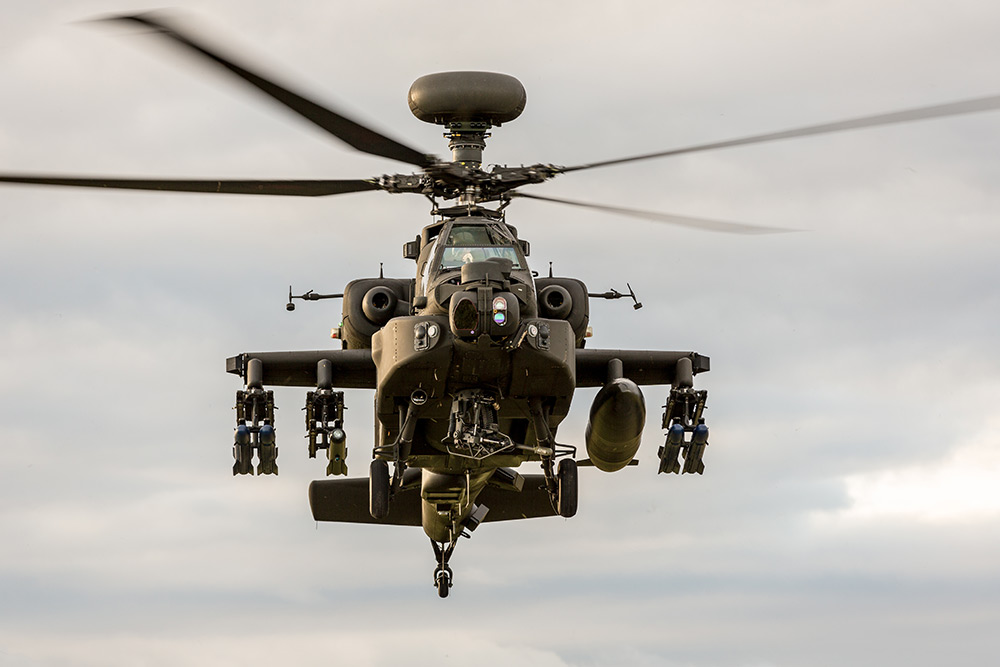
[370,392,426,519]
[431,539,456,598]
[529,397,578,517]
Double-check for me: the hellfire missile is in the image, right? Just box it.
[658,423,685,474]
[256,422,278,475]
[326,427,348,476]
[683,423,708,475]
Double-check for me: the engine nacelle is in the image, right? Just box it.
[362,286,399,326]
[584,377,646,472]
[535,277,589,347]
[538,284,572,320]
[341,278,413,349]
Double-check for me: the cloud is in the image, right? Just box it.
[828,416,1000,521]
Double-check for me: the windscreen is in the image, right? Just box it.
[440,223,523,269]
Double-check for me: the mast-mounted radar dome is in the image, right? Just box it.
[408,72,526,166]
[408,71,526,126]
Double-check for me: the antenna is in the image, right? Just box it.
[286,287,344,311]
[588,283,643,310]
[626,283,643,310]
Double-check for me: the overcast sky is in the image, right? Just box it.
[1,1,999,665]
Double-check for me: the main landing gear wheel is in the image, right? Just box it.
[557,458,578,518]
[369,459,390,519]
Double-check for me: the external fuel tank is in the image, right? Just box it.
[584,376,646,472]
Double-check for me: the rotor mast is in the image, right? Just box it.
[445,121,491,167]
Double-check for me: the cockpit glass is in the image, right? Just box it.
[440,224,523,269]
[446,226,492,246]
[441,245,521,269]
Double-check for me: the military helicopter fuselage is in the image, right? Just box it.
[358,214,579,543]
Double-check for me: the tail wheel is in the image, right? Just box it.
[435,568,452,598]
[557,458,578,518]
[369,459,390,519]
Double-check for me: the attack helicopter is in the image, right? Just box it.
[4,14,1000,598]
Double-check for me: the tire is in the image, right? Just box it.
[557,458,578,518]
[369,459,390,519]
[436,571,451,598]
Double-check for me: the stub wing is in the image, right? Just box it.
[226,349,376,388]
[226,347,709,390]
[575,348,709,387]
[309,475,422,526]
[309,473,558,526]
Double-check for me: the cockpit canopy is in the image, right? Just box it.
[440,222,523,270]
[414,217,533,318]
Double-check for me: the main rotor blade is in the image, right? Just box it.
[510,192,795,234]
[101,12,436,169]
[560,93,1000,172]
[0,175,381,196]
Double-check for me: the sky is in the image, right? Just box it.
[1,1,999,665]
